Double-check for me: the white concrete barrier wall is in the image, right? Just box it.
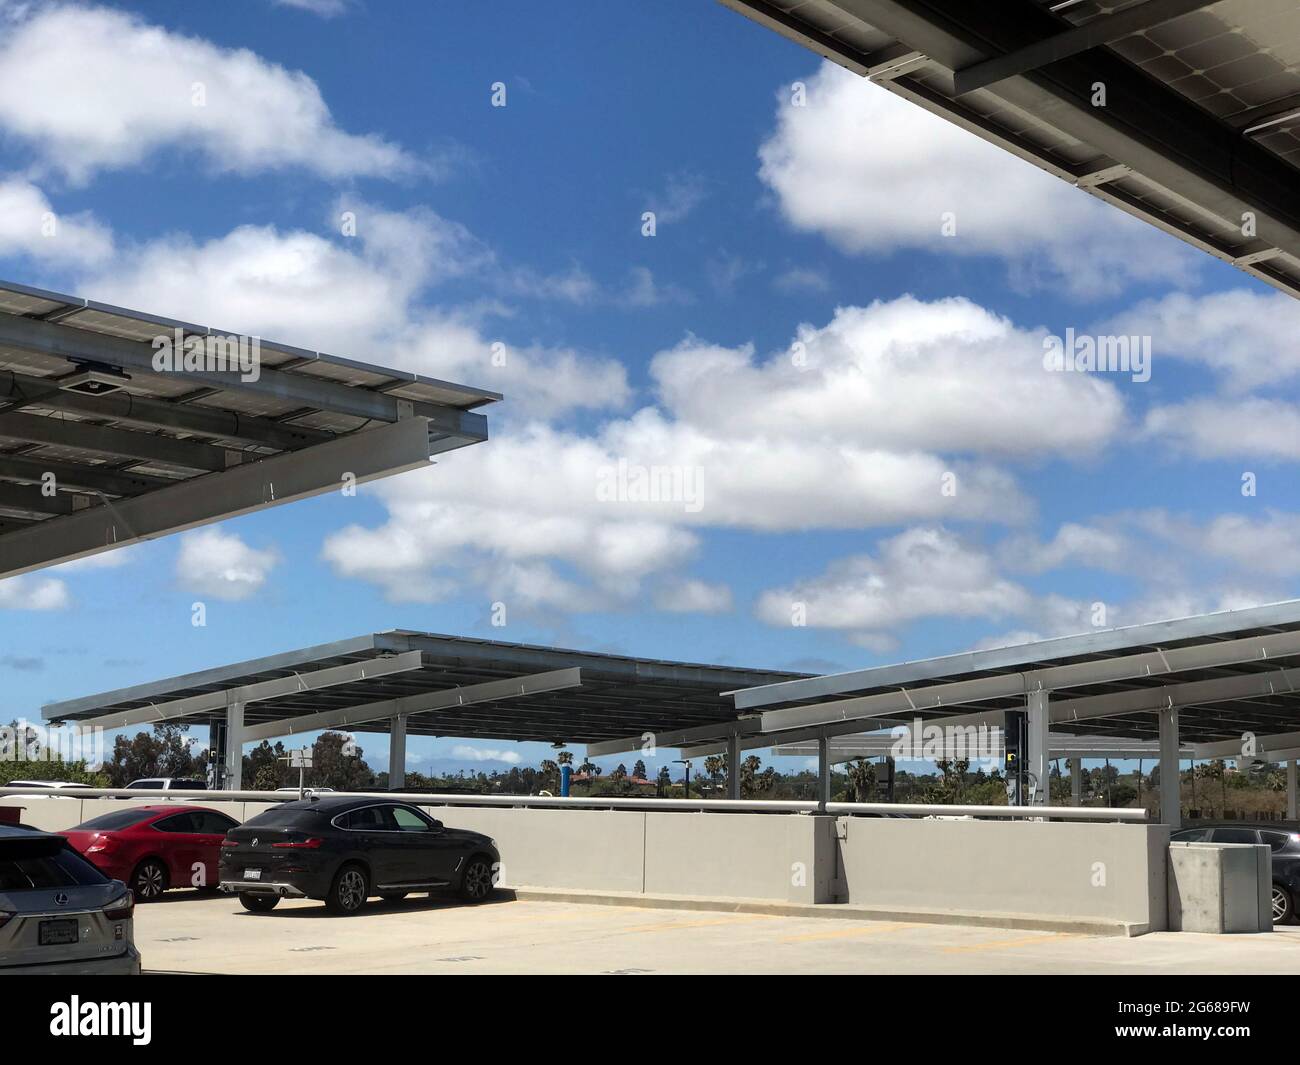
[836,818,1169,932]
[427,807,646,893]
[3,797,1167,929]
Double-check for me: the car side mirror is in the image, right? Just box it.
[429,819,443,831]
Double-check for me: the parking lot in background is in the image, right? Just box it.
[136,893,1300,975]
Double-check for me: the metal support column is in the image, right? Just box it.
[1288,759,1298,821]
[1070,756,1082,806]
[726,730,740,800]
[224,701,244,791]
[388,714,407,792]
[817,735,831,808]
[1026,689,1049,805]
[1159,706,1181,830]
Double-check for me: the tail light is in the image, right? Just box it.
[86,835,115,855]
[0,910,13,929]
[221,837,239,849]
[272,837,323,849]
[103,890,135,921]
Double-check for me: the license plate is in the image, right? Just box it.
[39,918,79,946]
[244,868,261,880]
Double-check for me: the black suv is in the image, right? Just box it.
[218,797,500,915]
[1171,823,1300,924]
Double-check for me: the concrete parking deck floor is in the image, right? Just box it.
[135,891,1300,975]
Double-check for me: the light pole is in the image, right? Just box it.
[673,759,692,799]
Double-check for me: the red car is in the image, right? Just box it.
[60,805,241,901]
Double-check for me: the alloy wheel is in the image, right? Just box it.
[464,859,492,899]
[1272,885,1290,924]
[135,862,165,900]
[338,869,366,911]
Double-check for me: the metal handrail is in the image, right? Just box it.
[0,786,1147,820]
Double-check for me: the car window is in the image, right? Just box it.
[1171,828,1211,842]
[170,780,206,790]
[242,807,323,829]
[1210,828,1259,844]
[195,811,239,834]
[75,809,156,831]
[153,813,198,833]
[0,844,109,891]
[129,780,163,789]
[1260,830,1296,852]
[389,805,432,832]
[340,805,395,830]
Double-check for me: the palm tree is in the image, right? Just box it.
[846,758,877,802]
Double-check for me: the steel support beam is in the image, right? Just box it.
[727,730,741,800]
[0,371,331,451]
[388,714,407,791]
[758,630,1300,735]
[817,735,831,807]
[239,668,583,743]
[58,651,426,731]
[952,0,1221,96]
[1027,690,1049,805]
[0,411,238,472]
[1289,761,1298,821]
[1192,728,1300,760]
[0,481,92,516]
[1159,706,1181,831]
[587,718,756,759]
[0,311,491,428]
[0,454,169,498]
[225,701,244,791]
[1070,756,1082,806]
[0,415,481,578]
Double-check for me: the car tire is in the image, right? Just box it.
[1272,883,1295,925]
[378,891,408,901]
[238,893,280,913]
[458,854,495,902]
[131,859,169,901]
[326,863,370,915]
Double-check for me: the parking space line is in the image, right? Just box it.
[940,933,1076,954]
[611,914,778,936]
[778,921,917,944]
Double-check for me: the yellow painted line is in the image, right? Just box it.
[779,922,918,943]
[941,932,1074,954]
[612,915,778,936]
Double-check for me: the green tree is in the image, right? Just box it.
[311,731,375,791]
[632,759,647,780]
[106,722,201,786]
[845,758,877,802]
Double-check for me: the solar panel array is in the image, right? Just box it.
[725,0,1300,298]
[0,280,498,540]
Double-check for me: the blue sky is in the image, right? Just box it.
[2,0,1299,779]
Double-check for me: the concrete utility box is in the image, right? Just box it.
[1167,842,1272,933]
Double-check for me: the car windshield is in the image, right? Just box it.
[0,841,109,891]
[75,809,157,831]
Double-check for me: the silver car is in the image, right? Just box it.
[0,825,141,974]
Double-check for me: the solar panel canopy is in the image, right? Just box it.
[0,281,497,576]
[722,0,1300,298]
[40,630,807,746]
